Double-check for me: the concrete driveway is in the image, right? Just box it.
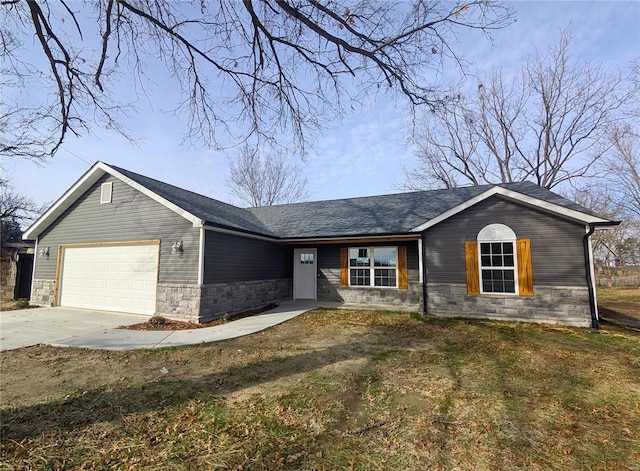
[0,302,319,351]
[0,307,147,351]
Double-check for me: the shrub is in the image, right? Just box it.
[15,299,30,309]
[147,316,168,326]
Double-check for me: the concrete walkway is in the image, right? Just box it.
[0,301,321,352]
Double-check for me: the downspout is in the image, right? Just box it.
[583,221,621,329]
[421,233,428,314]
[583,224,599,329]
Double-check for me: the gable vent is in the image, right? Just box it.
[100,182,113,204]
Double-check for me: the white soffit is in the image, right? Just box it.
[410,186,610,233]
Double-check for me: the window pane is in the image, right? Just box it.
[349,248,370,267]
[482,269,516,293]
[374,268,396,287]
[504,255,514,267]
[350,268,370,286]
[299,253,314,264]
[481,255,491,266]
[491,242,502,254]
[502,243,513,254]
[374,247,397,267]
[492,255,503,267]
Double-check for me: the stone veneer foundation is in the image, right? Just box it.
[157,278,292,323]
[426,283,592,327]
[31,278,591,327]
[317,279,423,312]
[29,279,55,306]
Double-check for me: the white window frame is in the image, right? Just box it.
[477,224,518,295]
[100,182,113,204]
[348,246,398,288]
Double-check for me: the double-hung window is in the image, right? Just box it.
[465,223,534,297]
[480,242,516,293]
[349,247,397,287]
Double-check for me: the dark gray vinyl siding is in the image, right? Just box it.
[318,241,420,284]
[424,196,587,286]
[203,231,291,283]
[35,175,200,284]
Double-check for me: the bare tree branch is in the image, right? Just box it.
[403,32,638,191]
[606,126,640,218]
[1,0,514,160]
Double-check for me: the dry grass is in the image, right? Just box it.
[598,286,640,323]
[0,294,32,312]
[1,309,639,470]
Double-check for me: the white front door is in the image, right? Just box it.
[293,248,317,300]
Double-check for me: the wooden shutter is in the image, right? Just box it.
[398,245,408,289]
[465,241,480,295]
[516,239,534,296]
[340,247,349,287]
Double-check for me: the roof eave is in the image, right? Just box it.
[410,186,612,232]
[278,232,420,244]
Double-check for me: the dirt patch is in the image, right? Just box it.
[0,297,38,311]
[123,303,278,330]
[599,307,640,329]
[597,286,640,330]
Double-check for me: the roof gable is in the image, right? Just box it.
[23,162,274,240]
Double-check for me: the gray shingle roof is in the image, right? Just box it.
[248,181,603,238]
[109,164,604,239]
[111,165,276,236]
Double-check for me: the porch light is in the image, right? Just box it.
[39,246,50,259]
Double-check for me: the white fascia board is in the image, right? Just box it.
[23,162,203,240]
[23,162,106,240]
[410,186,610,233]
[282,234,421,244]
[105,164,203,228]
[203,224,277,242]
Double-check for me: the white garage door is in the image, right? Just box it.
[59,243,159,315]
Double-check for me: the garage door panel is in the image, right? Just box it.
[59,244,158,315]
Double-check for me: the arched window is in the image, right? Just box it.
[477,224,517,294]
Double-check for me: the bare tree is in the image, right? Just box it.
[227,145,309,207]
[605,126,640,218]
[403,32,638,190]
[0,178,44,243]
[568,185,640,270]
[0,0,514,161]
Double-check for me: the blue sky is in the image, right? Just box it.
[5,1,640,210]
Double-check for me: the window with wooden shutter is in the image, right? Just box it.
[340,247,349,287]
[465,241,480,295]
[344,246,401,288]
[398,245,408,289]
[516,239,534,296]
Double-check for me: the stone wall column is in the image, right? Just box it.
[29,279,55,306]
